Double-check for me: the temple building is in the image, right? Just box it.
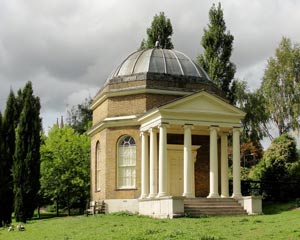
[88,48,262,218]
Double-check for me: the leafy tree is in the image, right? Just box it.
[232,80,270,142]
[13,82,42,222]
[140,12,174,49]
[198,3,236,100]
[260,37,300,135]
[40,126,90,215]
[0,91,18,226]
[251,134,300,200]
[67,98,92,134]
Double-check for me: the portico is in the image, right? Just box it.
[139,126,242,200]
[139,91,244,218]
[138,91,245,201]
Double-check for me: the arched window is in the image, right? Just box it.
[96,142,101,191]
[117,135,136,188]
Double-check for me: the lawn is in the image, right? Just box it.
[0,202,299,240]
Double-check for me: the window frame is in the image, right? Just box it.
[117,135,137,189]
[95,141,101,192]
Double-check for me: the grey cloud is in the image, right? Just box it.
[1,0,300,134]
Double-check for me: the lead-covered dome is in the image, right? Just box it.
[107,48,210,81]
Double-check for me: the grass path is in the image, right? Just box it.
[0,204,300,239]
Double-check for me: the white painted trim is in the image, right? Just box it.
[87,117,139,136]
[159,91,245,116]
[105,115,137,121]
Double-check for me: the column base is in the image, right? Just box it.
[183,193,194,198]
[139,194,149,199]
[221,194,229,198]
[207,193,220,198]
[231,193,242,199]
[156,192,168,198]
[147,193,157,198]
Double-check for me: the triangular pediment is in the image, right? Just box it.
[160,91,245,117]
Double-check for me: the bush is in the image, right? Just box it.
[251,134,300,200]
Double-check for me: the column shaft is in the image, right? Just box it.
[220,133,229,198]
[208,126,219,198]
[232,128,242,198]
[183,125,193,198]
[148,128,158,198]
[158,124,168,197]
[140,131,149,199]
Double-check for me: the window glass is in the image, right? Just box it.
[118,136,136,188]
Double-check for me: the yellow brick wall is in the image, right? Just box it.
[107,94,146,117]
[93,99,108,125]
[104,126,141,199]
[91,129,107,201]
[145,94,180,111]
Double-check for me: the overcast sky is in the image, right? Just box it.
[1,0,300,138]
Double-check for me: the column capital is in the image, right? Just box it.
[209,125,220,131]
[158,122,169,128]
[232,127,242,133]
[220,131,230,136]
[140,131,149,137]
[148,127,158,134]
[184,124,194,130]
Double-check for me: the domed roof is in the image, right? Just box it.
[107,48,210,81]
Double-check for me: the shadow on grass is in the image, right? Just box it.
[262,201,298,214]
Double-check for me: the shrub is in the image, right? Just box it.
[251,134,300,200]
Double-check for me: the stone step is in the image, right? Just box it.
[184,198,247,216]
[184,198,237,202]
[185,205,243,209]
[186,211,246,216]
[184,201,239,206]
[185,209,247,216]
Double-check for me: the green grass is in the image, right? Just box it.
[1,203,300,240]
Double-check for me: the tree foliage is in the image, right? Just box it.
[140,12,174,49]
[13,82,42,222]
[40,126,90,215]
[0,91,18,226]
[0,112,4,227]
[260,37,300,135]
[198,3,236,101]
[232,80,270,142]
[67,98,92,134]
[251,134,300,200]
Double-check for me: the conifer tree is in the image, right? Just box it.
[198,3,236,101]
[0,91,17,225]
[13,82,41,222]
[140,12,174,49]
[0,112,4,227]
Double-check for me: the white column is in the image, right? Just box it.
[208,126,219,198]
[220,132,229,198]
[183,125,194,198]
[232,128,242,198]
[140,131,149,199]
[157,123,168,197]
[148,128,158,198]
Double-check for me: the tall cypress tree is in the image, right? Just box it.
[0,91,17,225]
[0,112,4,227]
[140,12,174,49]
[198,3,236,101]
[13,82,41,222]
